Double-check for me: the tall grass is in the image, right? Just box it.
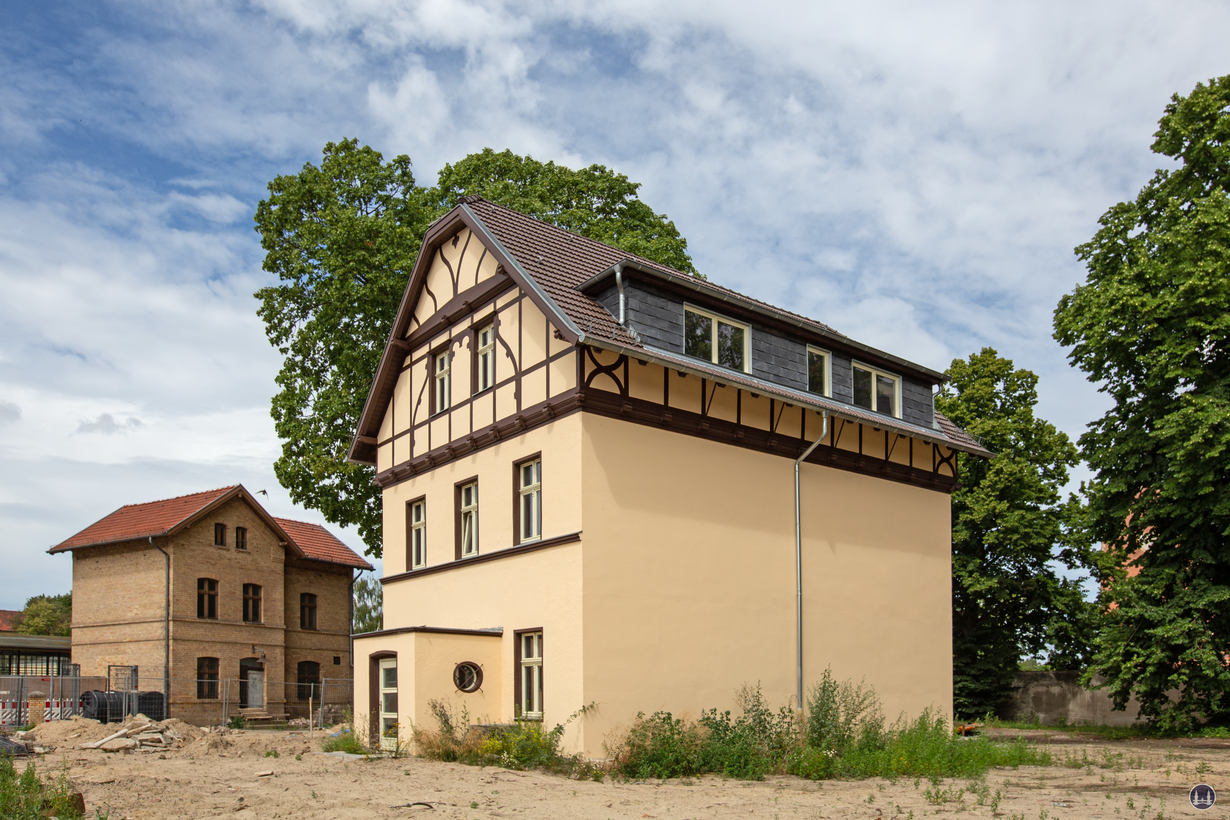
[0,757,85,820]
[606,671,1051,782]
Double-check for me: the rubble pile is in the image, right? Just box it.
[15,713,204,753]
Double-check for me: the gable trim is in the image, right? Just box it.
[349,204,583,464]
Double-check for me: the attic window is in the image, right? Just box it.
[235,527,247,550]
[853,363,900,418]
[214,523,226,547]
[684,306,749,372]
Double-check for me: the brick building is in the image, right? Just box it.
[50,486,372,723]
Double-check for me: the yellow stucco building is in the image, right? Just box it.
[350,198,990,755]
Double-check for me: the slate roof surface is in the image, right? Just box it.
[466,198,848,348]
[275,518,373,570]
[51,487,238,551]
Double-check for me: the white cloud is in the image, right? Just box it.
[76,413,145,436]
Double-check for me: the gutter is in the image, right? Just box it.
[794,413,828,710]
[149,536,170,710]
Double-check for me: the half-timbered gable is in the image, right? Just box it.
[350,197,990,756]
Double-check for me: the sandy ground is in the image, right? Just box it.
[12,719,1230,819]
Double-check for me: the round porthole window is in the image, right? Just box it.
[453,662,483,693]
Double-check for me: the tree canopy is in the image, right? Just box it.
[13,593,72,637]
[936,348,1096,718]
[255,141,694,556]
[1053,76,1230,731]
[352,572,382,635]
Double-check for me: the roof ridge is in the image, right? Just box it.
[115,485,239,510]
[473,199,844,338]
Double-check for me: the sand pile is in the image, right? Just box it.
[19,714,205,753]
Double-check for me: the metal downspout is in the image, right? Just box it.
[149,536,170,709]
[614,262,626,325]
[794,411,829,710]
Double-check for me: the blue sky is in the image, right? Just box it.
[1,0,1226,608]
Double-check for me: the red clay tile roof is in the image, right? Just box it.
[50,487,240,552]
[275,518,373,570]
[0,610,20,631]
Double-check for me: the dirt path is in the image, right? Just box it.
[15,724,1230,819]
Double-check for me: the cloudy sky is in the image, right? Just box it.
[0,1,1225,609]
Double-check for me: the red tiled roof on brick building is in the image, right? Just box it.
[49,486,372,570]
[50,487,240,552]
[276,518,373,570]
[0,610,20,631]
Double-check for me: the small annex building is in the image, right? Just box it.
[51,485,372,724]
[350,197,992,755]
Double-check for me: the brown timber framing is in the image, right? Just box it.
[381,532,582,585]
[351,203,587,465]
[579,351,959,493]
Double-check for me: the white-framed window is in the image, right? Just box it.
[683,305,750,372]
[475,324,495,393]
[408,499,426,569]
[434,349,450,413]
[459,481,478,557]
[807,346,830,396]
[518,631,543,719]
[379,657,398,752]
[852,363,900,417]
[517,457,542,544]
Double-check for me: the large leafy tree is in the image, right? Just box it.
[256,141,694,556]
[13,593,72,637]
[1053,76,1230,731]
[352,573,383,635]
[936,348,1096,718]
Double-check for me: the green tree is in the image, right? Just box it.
[352,573,382,634]
[936,349,1096,718]
[14,593,71,637]
[1053,76,1230,731]
[255,142,694,557]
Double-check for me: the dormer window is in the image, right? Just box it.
[807,347,830,396]
[684,306,749,372]
[853,363,900,418]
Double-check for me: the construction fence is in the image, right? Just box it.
[0,669,353,728]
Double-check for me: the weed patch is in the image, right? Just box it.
[606,670,1050,783]
[0,757,84,820]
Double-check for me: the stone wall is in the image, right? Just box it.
[998,671,1145,727]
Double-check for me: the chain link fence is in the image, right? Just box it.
[0,670,354,727]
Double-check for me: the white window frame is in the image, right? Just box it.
[683,304,751,373]
[409,499,426,569]
[851,361,901,418]
[806,346,831,397]
[519,631,543,720]
[459,481,478,557]
[379,657,398,752]
[434,349,450,413]
[475,324,495,393]
[518,457,542,544]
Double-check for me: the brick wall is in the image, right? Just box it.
[68,495,355,724]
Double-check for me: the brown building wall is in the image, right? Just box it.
[68,496,356,724]
[71,539,168,679]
